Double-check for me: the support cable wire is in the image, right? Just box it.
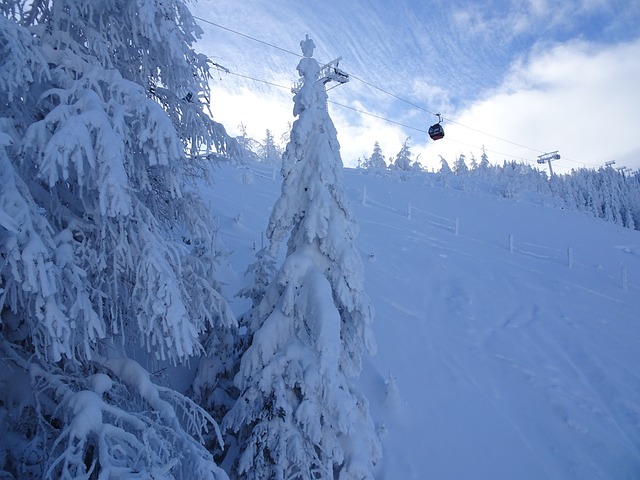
[193,15,302,58]
[330,101,540,162]
[195,15,601,168]
[220,68,539,164]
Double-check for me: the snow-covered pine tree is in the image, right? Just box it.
[224,35,380,480]
[259,129,283,165]
[436,156,453,187]
[190,244,277,466]
[439,156,453,175]
[454,153,469,175]
[236,123,260,164]
[1,2,235,478]
[469,152,478,171]
[477,146,491,178]
[367,141,387,171]
[393,137,413,171]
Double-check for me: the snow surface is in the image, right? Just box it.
[201,162,640,479]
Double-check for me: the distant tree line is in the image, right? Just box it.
[357,141,640,230]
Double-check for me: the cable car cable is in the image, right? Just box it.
[348,73,440,118]
[193,15,303,59]
[224,70,291,91]
[194,16,599,170]
[212,67,563,167]
[193,15,568,159]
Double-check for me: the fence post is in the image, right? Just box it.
[407,203,412,220]
[454,218,460,236]
[508,234,514,253]
[362,187,367,206]
[622,267,628,292]
[567,247,573,268]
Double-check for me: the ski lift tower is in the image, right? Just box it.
[617,165,630,178]
[537,151,560,176]
[292,57,349,94]
[318,57,349,86]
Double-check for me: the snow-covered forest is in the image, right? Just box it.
[1,1,639,479]
[252,136,640,232]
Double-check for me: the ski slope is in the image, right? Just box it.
[200,162,640,479]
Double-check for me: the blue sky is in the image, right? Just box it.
[192,0,640,174]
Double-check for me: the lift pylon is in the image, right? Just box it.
[537,151,560,176]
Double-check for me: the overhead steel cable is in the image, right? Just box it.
[328,100,430,135]
[212,68,550,165]
[193,15,303,58]
[194,15,602,169]
[330,101,540,162]
[348,73,440,117]
[224,70,291,90]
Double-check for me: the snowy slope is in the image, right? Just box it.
[200,162,640,479]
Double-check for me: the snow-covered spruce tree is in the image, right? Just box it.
[365,141,387,171]
[392,137,413,171]
[439,156,453,175]
[468,152,478,171]
[259,129,283,165]
[224,36,380,480]
[0,2,234,478]
[476,145,491,177]
[454,153,469,175]
[190,244,277,467]
[235,123,260,164]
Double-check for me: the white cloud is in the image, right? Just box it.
[210,82,294,142]
[419,38,640,174]
[206,33,640,176]
[330,102,409,166]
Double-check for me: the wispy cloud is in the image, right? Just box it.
[193,0,640,173]
[419,38,640,173]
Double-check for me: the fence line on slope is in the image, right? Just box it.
[237,165,636,294]
[245,162,278,180]
[407,203,459,235]
[508,236,570,266]
[359,188,402,214]
[359,186,635,293]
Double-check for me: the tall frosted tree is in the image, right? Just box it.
[454,153,469,175]
[0,2,234,478]
[365,141,387,171]
[478,146,491,171]
[439,156,453,175]
[224,36,380,480]
[392,137,413,171]
[259,129,283,165]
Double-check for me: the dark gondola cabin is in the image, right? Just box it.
[428,122,444,141]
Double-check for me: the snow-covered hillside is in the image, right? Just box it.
[202,161,640,479]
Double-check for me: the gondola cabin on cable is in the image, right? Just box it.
[428,114,445,141]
